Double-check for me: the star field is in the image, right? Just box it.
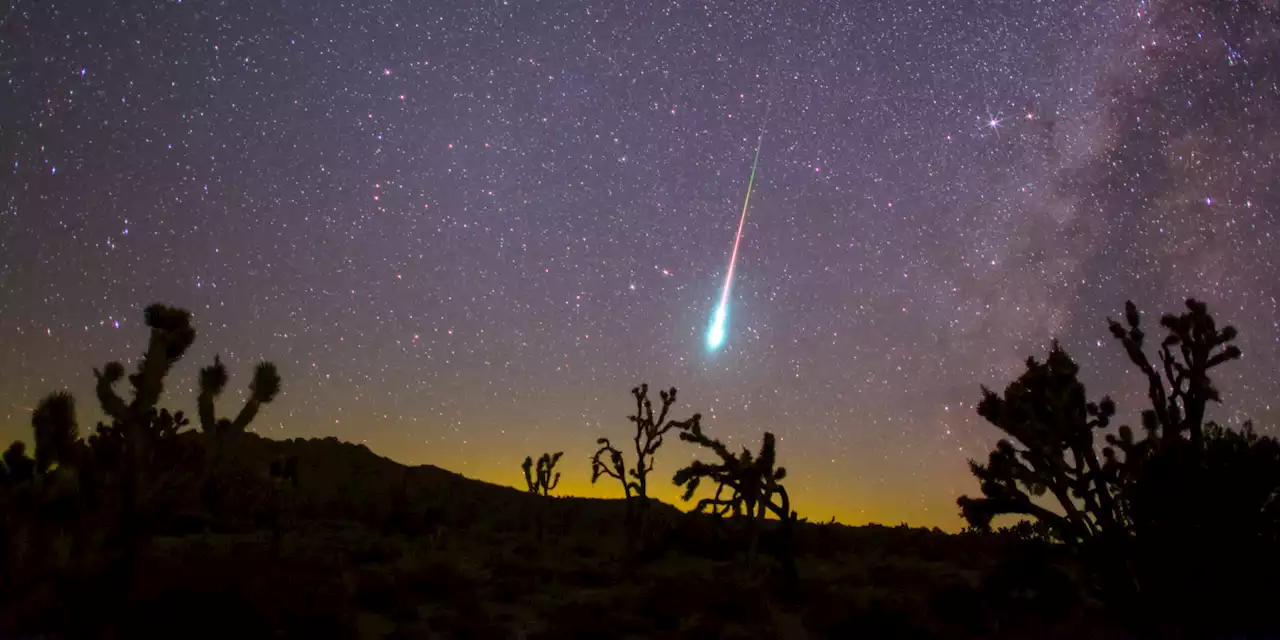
[2,0,1278,528]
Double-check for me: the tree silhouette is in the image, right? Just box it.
[198,355,283,435]
[591,439,628,496]
[0,302,296,633]
[591,384,700,550]
[522,451,562,496]
[956,342,1123,545]
[93,304,196,429]
[86,306,195,546]
[673,421,797,569]
[591,384,700,501]
[959,301,1244,541]
[70,304,286,582]
[521,451,562,543]
[193,354,282,529]
[959,299,1279,634]
[32,391,78,474]
[673,423,792,522]
[1107,299,1240,451]
[1,441,33,486]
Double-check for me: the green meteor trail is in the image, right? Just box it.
[707,116,766,351]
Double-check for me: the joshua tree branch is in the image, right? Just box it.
[93,364,128,421]
[230,399,261,434]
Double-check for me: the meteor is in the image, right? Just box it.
[707,108,767,351]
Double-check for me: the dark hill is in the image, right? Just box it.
[222,432,683,535]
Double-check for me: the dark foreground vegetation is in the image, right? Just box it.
[1,299,1277,638]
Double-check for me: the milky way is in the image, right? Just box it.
[1,0,1277,527]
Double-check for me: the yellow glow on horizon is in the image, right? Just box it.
[384,443,967,532]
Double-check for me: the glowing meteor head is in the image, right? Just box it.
[707,305,728,350]
[708,323,725,350]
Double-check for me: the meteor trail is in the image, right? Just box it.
[707,107,767,351]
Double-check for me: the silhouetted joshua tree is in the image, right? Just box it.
[523,451,562,496]
[521,451,562,542]
[1106,299,1240,452]
[591,384,701,542]
[87,305,284,565]
[959,300,1244,544]
[90,305,197,533]
[195,354,282,529]
[674,423,791,519]
[32,391,78,474]
[673,421,797,567]
[93,304,196,432]
[956,342,1123,545]
[198,355,282,435]
[957,299,1278,632]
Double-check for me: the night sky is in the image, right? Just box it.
[2,0,1278,528]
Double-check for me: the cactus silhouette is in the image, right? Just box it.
[522,451,562,496]
[957,299,1280,632]
[84,304,286,585]
[197,355,282,531]
[0,301,297,629]
[673,421,798,572]
[522,451,562,542]
[673,422,792,523]
[198,355,283,435]
[591,384,701,547]
[90,305,198,543]
[93,304,196,427]
[959,300,1243,543]
[956,342,1122,544]
[591,439,628,496]
[1106,299,1240,451]
[32,391,78,474]
[88,305,208,465]
[0,305,203,602]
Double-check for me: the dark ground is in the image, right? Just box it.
[1,434,1130,639]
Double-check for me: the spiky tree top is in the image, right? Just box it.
[1107,299,1240,450]
[198,355,283,435]
[591,438,630,498]
[673,422,791,522]
[957,343,1121,543]
[590,383,701,502]
[94,303,196,424]
[523,451,563,496]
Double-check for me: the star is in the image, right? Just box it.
[1,0,1274,532]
